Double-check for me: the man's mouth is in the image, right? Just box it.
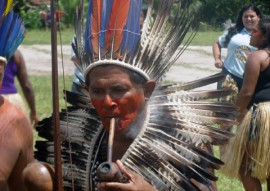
[104,116,121,128]
[105,116,120,121]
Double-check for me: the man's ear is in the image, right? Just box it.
[143,80,156,99]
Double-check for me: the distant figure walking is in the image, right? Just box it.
[40,9,47,30]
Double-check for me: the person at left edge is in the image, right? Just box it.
[0,49,39,127]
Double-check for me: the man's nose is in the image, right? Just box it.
[103,94,117,109]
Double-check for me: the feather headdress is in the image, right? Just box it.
[0,7,25,64]
[34,0,238,190]
[35,73,238,190]
[73,0,200,84]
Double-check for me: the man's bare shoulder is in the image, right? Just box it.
[0,97,32,133]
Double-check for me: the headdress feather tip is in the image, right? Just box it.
[0,10,25,61]
[74,0,200,83]
[0,0,13,18]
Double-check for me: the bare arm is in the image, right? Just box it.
[14,50,39,127]
[212,40,223,68]
[0,109,30,190]
[0,121,21,188]
[235,51,263,121]
[0,104,34,190]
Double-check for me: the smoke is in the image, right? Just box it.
[120,103,149,140]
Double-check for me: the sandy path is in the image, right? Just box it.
[20,45,226,89]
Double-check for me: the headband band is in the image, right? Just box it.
[84,59,150,82]
[0,56,7,66]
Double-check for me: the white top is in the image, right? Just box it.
[218,28,257,79]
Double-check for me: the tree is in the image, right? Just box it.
[197,0,270,29]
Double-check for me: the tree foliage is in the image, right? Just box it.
[12,0,270,30]
[198,0,270,29]
[57,0,80,28]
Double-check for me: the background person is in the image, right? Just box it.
[221,18,270,191]
[39,6,47,30]
[0,49,39,127]
[0,60,34,190]
[212,4,262,158]
[0,6,35,191]
[212,4,262,91]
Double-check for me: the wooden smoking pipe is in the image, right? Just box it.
[96,118,128,183]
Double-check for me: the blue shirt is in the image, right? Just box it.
[218,28,257,79]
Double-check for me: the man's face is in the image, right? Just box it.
[88,65,148,132]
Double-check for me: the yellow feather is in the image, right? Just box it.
[3,0,13,16]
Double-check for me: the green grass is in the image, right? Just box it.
[23,28,75,45]
[16,75,73,119]
[22,29,223,46]
[190,31,223,46]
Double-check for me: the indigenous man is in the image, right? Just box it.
[86,64,156,190]
[0,3,34,190]
[33,0,237,191]
[0,58,34,191]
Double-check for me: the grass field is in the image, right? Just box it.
[22,28,223,46]
[17,29,268,190]
[23,28,75,45]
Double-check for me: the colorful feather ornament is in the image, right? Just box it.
[34,0,238,190]
[0,0,13,18]
[84,0,141,60]
[0,0,12,28]
[0,10,25,61]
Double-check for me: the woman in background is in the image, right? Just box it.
[222,18,270,191]
[213,4,262,91]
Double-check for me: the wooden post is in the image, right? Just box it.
[50,0,63,190]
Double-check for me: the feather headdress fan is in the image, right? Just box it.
[72,0,201,86]
[35,0,238,190]
[0,0,25,64]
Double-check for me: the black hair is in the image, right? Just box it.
[129,70,148,85]
[257,18,270,49]
[223,4,262,47]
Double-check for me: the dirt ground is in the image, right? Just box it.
[19,45,226,89]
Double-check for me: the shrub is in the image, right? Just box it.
[20,9,41,29]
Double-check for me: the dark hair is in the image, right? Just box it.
[129,70,147,84]
[224,4,262,47]
[257,18,270,49]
